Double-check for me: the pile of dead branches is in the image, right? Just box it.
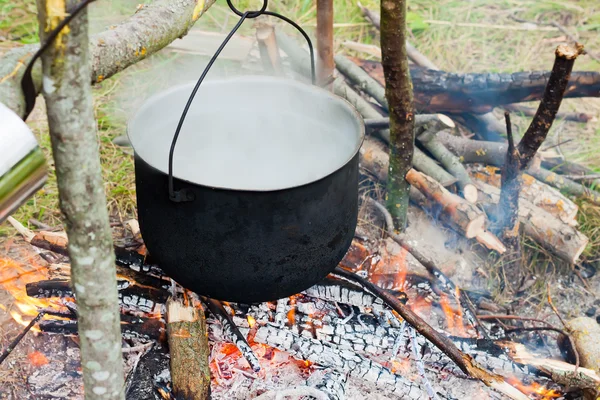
[276,8,599,270]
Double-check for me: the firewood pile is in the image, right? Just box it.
[273,8,600,271]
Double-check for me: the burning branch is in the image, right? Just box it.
[201,296,261,372]
[496,45,585,251]
[497,112,522,248]
[331,267,528,399]
[0,311,46,364]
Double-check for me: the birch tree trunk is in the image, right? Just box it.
[36,1,125,398]
[381,0,415,230]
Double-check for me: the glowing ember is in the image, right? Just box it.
[247,315,256,328]
[369,244,408,291]
[27,351,49,367]
[390,359,411,374]
[0,257,64,328]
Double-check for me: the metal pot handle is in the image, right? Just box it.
[167,0,316,202]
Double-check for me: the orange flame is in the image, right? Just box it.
[370,246,408,291]
[391,359,411,374]
[0,257,63,328]
[408,296,432,318]
[439,294,466,337]
[506,377,561,399]
[287,308,295,325]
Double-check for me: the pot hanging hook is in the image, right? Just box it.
[167,0,317,202]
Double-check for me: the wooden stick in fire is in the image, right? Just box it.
[166,298,210,400]
[331,267,528,400]
[365,197,488,338]
[0,312,46,364]
[359,136,505,253]
[200,296,261,372]
[404,169,485,239]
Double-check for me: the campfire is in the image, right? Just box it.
[1,213,596,400]
[1,0,599,398]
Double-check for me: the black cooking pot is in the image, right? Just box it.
[128,76,364,303]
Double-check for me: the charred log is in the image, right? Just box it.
[352,58,599,113]
[30,232,164,275]
[39,315,163,341]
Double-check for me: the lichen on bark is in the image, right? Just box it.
[381,0,415,230]
[36,0,125,398]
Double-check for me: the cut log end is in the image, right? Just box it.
[167,299,198,324]
[465,213,486,239]
[463,184,479,204]
[475,230,507,254]
[556,43,584,60]
[436,113,456,129]
[571,237,589,265]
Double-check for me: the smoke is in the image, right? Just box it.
[102,8,362,191]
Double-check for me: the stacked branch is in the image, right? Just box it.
[497,45,584,248]
[475,181,588,263]
[435,131,600,207]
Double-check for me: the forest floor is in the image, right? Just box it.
[0,0,599,398]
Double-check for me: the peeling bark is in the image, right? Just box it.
[1,0,215,118]
[381,0,415,230]
[36,0,125,398]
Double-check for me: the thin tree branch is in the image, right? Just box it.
[516,44,585,170]
[332,267,530,399]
